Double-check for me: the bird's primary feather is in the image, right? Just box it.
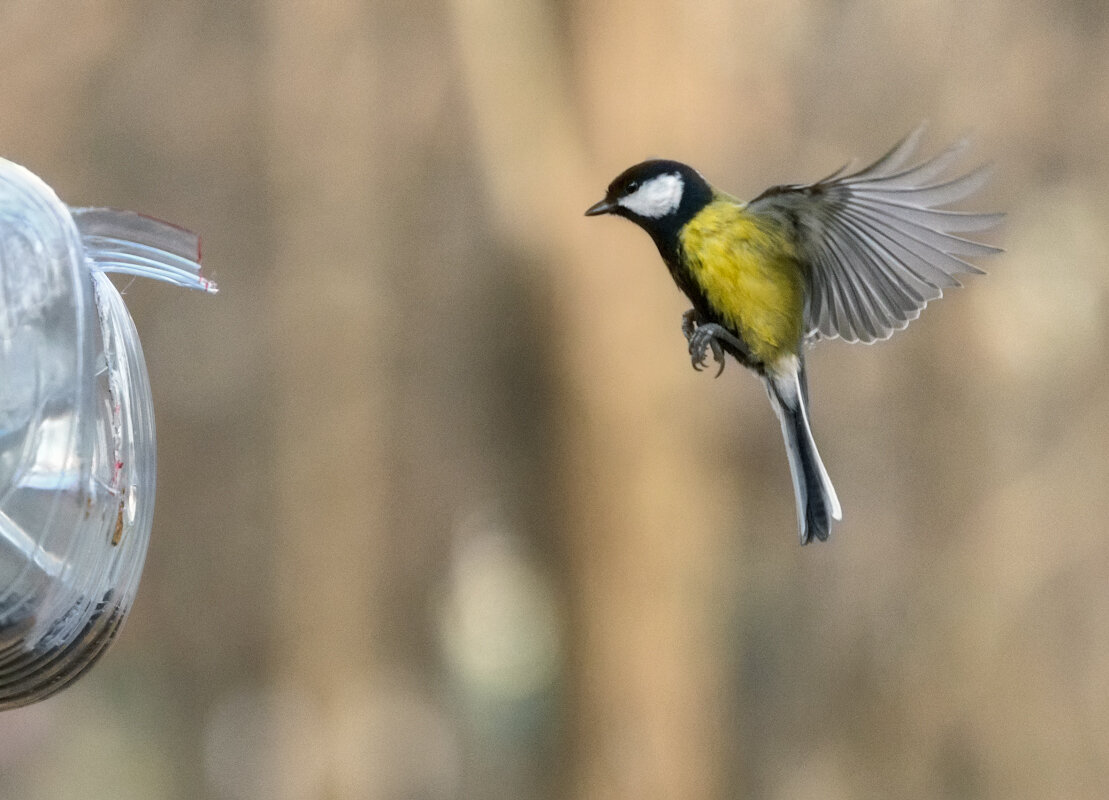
[746,124,1003,344]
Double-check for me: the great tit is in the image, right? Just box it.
[585,126,1001,544]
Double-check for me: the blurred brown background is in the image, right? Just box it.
[1,1,1108,798]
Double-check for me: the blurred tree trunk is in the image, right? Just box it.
[449,1,738,798]
[263,4,396,797]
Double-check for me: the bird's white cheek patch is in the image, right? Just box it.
[619,173,684,218]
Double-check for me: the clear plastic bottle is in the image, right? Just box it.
[0,158,215,708]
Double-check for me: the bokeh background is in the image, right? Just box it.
[2,1,1108,798]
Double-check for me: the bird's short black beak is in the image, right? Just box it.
[585,198,616,216]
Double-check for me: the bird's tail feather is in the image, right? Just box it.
[765,362,841,544]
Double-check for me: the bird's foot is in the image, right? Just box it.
[681,308,699,342]
[689,323,729,377]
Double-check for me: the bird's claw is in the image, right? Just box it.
[689,324,727,377]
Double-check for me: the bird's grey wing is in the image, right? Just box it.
[747,125,1003,344]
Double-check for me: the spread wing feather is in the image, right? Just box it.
[747,125,1003,343]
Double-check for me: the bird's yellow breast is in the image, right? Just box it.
[678,196,804,366]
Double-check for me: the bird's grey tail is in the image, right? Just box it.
[765,361,842,545]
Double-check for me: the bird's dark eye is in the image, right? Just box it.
[624,181,639,195]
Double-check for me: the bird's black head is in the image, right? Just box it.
[585,160,713,238]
